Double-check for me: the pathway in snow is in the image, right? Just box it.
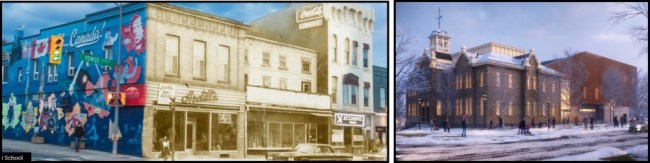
[396,130,648,161]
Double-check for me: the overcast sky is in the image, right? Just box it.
[397,2,648,73]
[2,2,387,68]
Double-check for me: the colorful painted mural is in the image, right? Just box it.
[2,4,147,157]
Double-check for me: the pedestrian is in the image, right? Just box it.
[461,114,467,137]
[446,118,451,133]
[518,118,526,134]
[574,116,579,126]
[552,117,556,128]
[622,114,627,127]
[620,116,625,127]
[538,121,542,128]
[430,118,435,131]
[161,136,170,161]
[74,122,84,152]
[614,115,619,128]
[442,119,447,132]
[590,117,594,130]
[531,117,536,129]
[583,117,588,130]
[499,116,504,129]
[489,120,493,129]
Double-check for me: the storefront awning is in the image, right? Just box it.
[310,113,333,117]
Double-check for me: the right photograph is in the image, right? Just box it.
[395,2,648,161]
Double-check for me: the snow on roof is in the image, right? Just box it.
[473,52,525,66]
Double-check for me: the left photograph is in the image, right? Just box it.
[1,2,388,161]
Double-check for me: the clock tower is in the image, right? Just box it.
[428,7,451,54]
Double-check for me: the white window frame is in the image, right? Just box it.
[263,76,271,88]
[33,61,39,80]
[17,67,23,83]
[67,54,75,76]
[165,35,180,76]
[192,40,206,79]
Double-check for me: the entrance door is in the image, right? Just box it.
[186,122,196,154]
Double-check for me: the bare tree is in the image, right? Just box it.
[610,2,648,56]
[631,70,648,119]
[601,68,625,124]
[434,68,458,125]
[553,48,587,125]
[395,25,419,130]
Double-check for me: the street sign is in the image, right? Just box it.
[80,53,115,67]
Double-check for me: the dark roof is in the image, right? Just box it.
[541,58,562,65]
[435,52,452,61]
[513,53,530,59]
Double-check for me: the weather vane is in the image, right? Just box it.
[437,7,443,30]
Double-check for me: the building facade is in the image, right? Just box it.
[406,23,563,128]
[3,2,384,159]
[248,3,377,154]
[372,65,387,148]
[542,51,636,123]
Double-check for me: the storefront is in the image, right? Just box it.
[331,112,374,155]
[144,82,246,159]
[374,113,387,148]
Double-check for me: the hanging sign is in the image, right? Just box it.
[157,83,176,105]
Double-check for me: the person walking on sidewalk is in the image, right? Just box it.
[161,136,170,161]
[74,122,85,152]
[461,114,467,137]
[499,116,504,129]
[590,117,594,130]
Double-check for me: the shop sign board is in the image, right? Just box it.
[157,83,176,105]
[296,4,323,23]
[334,113,365,127]
[353,135,363,142]
[109,84,146,106]
[332,129,343,142]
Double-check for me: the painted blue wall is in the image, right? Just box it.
[373,66,387,113]
[2,3,147,157]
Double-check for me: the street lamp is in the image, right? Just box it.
[418,98,422,130]
[112,2,123,157]
[482,94,487,128]
[170,97,176,161]
[547,100,550,130]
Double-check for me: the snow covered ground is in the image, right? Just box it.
[396,124,648,161]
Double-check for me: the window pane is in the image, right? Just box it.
[247,121,265,148]
[269,123,281,148]
[218,45,230,82]
[380,88,386,108]
[343,85,349,105]
[166,35,179,75]
[364,87,369,107]
[351,86,357,105]
[212,113,237,150]
[294,124,305,146]
[282,123,293,148]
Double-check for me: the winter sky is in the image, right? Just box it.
[1,2,388,68]
[397,2,648,73]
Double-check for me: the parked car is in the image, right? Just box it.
[266,143,353,161]
[362,147,387,161]
[628,119,648,132]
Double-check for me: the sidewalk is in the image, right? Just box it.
[2,139,144,161]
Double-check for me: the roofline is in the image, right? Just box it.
[150,3,248,28]
[245,35,316,53]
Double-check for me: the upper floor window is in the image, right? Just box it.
[332,35,338,62]
[363,44,369,68]
[47,64,58,82]
[380,88,386,108]
[279,55,287,70]
[479,72,484,87]
[496,72,501,87]
[17,68,23,83]
[193,40,206,79]
[508,74,513,88]
[263,76,271,88]
[280,78,287,90]
[302,81,311,93]
[332,76,338,104]
[33,61,39,80]
[345,38,350,64]
[364,82,370,107]
[165,35,180,76]
[352,41,358,66]
[244,49,249,65]
[218,45,231,83]
[67,53,75,76]
[263,52,271,67]
[301,59,311,74]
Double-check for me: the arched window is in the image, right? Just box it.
[331,7,337,22]
[444,42,448,49]
[345,38,350,64]
[332,35,338,62]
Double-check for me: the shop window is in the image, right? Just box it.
[353,128,363,146]
[211,113,237,151]
[248,121,265,148]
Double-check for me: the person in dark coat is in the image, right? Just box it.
[590,117,594,130]
[622,114,627,126]
[552,117,556,128]
[620,116,625,127]
[74,122,84,152]
[442,119,449,133]
[499,117,504,129]
[613,115,619,128]
[583,117,588,130]
[531,118,536,129]
[461,115,467,137]
[518,118,526,134]
[489,120,493,129]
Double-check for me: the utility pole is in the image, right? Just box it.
[112,2,123,156]
[170,97,176,161]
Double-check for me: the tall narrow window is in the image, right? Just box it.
[263,76,271,88]
[526,102,530,115]
[343,84,350,105]
[351,85,358,105]
[533,76,537,90]
[47,64,58,82]
[263,52,270,67]
[583,86,587,99]
[595,88,599,100]
[332,35,338,62]
[193,40,206,79]
[380,88,386,109]
[467,72,472,88]
[508,74,513,88]
[496,100,501,115]
[244,49,249,65]
[508,101,513,115]
[218,45,230,82]
[468,97,472,115]
[165,35,179,76]
[279,55,287,70]
[480,98,484,115]
[352,41,358,66]
[280,78,287,90]
[16,68,23,83]
[363,82,370,107]
[527,76,530,90]
[104,43,113,71]
[436,100,442,115]
[552,83,556,92]
[363,44,369,68]
[332,76,338,104]
[542,79,546,92]
[302,59,311,74]
[345,38,350,64]
[496,72,501,87]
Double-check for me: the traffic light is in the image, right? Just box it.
[49,35,63,64]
